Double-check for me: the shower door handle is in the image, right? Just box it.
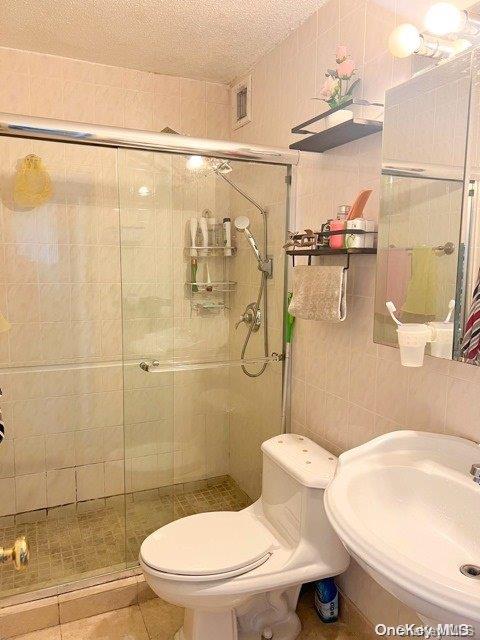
[0,536,29,570]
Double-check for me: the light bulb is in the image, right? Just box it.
[186,155,206,172]
[388,24,422,58]
[424,3,465,36]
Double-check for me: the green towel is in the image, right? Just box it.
[401,247,437,317]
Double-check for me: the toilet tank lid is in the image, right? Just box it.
[261,434,337,489]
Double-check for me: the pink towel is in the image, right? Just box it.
[375,248,411,314]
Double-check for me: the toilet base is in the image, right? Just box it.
[175,587,302,640]
[176,608,238,640]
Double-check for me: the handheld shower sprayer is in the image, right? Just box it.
[234,216,272,276]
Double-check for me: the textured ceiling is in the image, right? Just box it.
[0,0,328,82]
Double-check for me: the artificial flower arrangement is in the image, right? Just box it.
[319,45,360,110]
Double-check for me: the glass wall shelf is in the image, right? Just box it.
[186,245,236,256]
[186,281,237,292]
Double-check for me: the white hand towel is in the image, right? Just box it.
[288,265,347,322]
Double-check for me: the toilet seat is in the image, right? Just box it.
[140,511,275,582]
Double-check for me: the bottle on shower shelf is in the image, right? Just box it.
[189,218,199,256]
[223,217,232,256]
[204,209,217,247]
[199,216,209,256]
[329,205,350,249]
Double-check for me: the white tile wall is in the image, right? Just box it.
[0,46,231,515]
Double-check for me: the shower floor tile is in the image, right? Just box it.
[0,476,250,598]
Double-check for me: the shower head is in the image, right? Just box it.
[234,216,250,231]
[234,216,264,268]
[185,156,232,175]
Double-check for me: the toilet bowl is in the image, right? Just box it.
[140,434,349,640]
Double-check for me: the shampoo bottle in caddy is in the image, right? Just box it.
[199,217,209,257]
[223,217,232,256]
[189,218,198,256]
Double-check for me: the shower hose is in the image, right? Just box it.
[241,271,269,378]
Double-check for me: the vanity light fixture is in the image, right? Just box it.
[388,23,454,59]
[424,2,480,38]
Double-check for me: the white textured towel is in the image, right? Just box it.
[289,265,347,322]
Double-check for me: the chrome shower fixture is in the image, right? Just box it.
[234,216,272,278]
[185,155,232,174]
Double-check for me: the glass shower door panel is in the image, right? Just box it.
[224,160,288,502]
[0,136,126,598]
[119,149,289,561]
[117,150,175,565]
[170,157,289,508]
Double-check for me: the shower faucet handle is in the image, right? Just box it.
[235,315,246,330]
[0,536,29,571]
[235,303,261,332]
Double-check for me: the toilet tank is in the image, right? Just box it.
[260,434,337,545]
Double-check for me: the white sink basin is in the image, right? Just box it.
[324,431,480,628]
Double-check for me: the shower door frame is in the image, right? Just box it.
[0,113,299,165]
[0,112,298,606]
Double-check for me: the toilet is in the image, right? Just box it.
[140,434,349,640]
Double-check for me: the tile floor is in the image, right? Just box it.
[10,587,357,640]
[0,477,250,597]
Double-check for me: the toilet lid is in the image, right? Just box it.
[140,511,274,578]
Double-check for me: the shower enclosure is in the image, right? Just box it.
[0,114,296,600]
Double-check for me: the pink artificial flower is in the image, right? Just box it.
[319,76,340,100]
[337,58,356,79]
[336,45,348,63]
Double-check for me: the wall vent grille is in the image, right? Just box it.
[231,75,252,130]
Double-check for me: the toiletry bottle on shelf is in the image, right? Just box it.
[199,217,209,256]
[204,210,217,247]
[191,258,198,292]
[223,217,232,256]
[190,218,198,256]
[329,206,350,249]
[345,218,366,249]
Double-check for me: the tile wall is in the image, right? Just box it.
[230,0,480,628]
[0,46,231,516]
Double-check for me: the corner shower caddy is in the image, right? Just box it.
[185,233,237,312]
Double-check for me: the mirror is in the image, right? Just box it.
[374,50,474,364]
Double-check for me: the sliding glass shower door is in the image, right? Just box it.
[0,136,127,597]
[0,129,289,599]
[117,150,289,563]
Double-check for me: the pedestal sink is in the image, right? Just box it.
[324,431,480,630]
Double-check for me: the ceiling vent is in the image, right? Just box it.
[231,75,252,130]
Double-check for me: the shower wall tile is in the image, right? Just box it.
[0,46,230,515]
[0,477,15,517]
[0,45,229,139]
[76,463,105,502]
[15,472,47,512]
[47,468,76,508]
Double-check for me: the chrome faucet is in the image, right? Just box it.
[470,464,480,484]
[235,302,261,332]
